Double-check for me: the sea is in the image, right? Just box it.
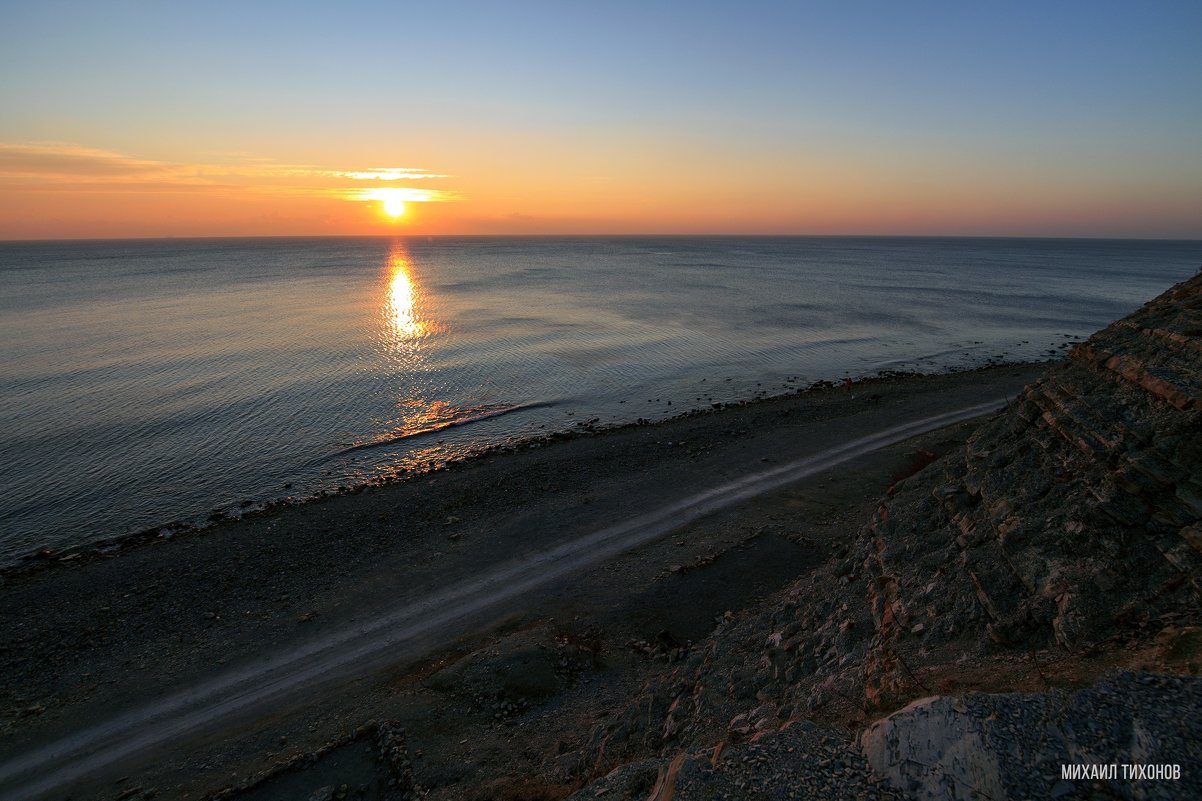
[1,236,1199,565]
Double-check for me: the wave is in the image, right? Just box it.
[327,401,556,460]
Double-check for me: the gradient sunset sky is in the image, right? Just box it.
[2,1,1200,239]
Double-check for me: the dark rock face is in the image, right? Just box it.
[864,271,1202,707]
[575,273,1202,796]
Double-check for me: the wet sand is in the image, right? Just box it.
[0,363,1046,800]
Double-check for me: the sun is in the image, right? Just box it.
[382,196,406,218]
[359,186,444,222]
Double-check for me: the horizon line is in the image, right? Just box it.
[4,232,1202,245]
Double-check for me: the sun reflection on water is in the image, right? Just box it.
[377,242,454,441]
[384,244,430,340]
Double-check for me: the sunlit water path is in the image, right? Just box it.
[1,235,1199,562]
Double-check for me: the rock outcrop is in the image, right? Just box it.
[573,271,1202,798]
[860,673,1202,801]
[863,271,1202,707]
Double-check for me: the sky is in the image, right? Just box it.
[1,0,1200,239]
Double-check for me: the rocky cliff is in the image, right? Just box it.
[572,271,1202,800]
[862,270,1202,707]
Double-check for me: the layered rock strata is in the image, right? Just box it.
[863,271,1202,707]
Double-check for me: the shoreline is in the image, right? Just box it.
[3,360,1054,580]
[13,232,1196,573]
[0,361,1049,799]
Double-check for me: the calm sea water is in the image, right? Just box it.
[1,236,1199,563]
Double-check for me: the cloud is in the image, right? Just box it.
[0,143,195,181]
[304,168,450,181]
[0,142,459,203]
[244,166,451,181]
[353,187,460,203]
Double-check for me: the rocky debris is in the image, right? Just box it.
[569,719,906,801]
[578,568,879,778]
[861,672,1202,801]
[204,720,440,801]
[626,629,691,664]
[207,723,379,801]
[377,723,423,800]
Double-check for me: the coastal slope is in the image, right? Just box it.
[571,272,1202,799]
